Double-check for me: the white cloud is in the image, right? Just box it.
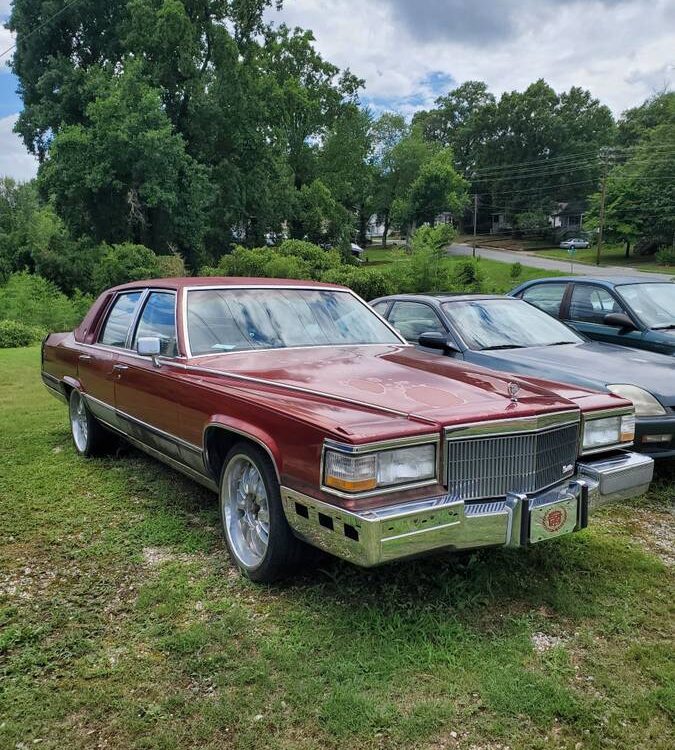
[270,0,674,115]
[0,114,38,181]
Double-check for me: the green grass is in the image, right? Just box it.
[363,246,565,292]
[1,346,674,749]
[534,244,675,275]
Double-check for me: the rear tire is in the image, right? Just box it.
[68,389,110,457]
[219,442,305,582]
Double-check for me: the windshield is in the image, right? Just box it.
[615,283,675,329]
[443,299,583,350]
[186,287,403,355]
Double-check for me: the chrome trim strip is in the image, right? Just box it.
[324,435,439,453]
[42,381,67,403]
[181,284,408,359]
[82,392,203,454]
[444,410,580,439]
[42,371,61,386]
[189,343,410,360]
[122,433,218,492]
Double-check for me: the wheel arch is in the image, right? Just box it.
[203,420,281,484]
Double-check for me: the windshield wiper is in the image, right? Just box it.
[481,344,528,350]
[545,341,577,346]
[650,324,675,330]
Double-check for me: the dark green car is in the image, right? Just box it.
[510,276,675,357]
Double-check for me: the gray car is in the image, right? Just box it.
[371,293,675,460]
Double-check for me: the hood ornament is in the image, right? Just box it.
[507,382,520,403]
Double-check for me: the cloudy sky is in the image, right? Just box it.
[1,0,674,180]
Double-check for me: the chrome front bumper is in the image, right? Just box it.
[281,451,654,567]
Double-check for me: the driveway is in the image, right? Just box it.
[448,243,674,281]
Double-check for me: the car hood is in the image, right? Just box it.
[189,345,585,429]
[471,342,675,405]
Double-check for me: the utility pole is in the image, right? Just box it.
[596,151,610,266]
[472,193,478,259]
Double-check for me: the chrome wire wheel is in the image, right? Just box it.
[70,391,89,453]
[222,455,271,568]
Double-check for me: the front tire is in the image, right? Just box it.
[68,389,110,457]
[219,442,305,582]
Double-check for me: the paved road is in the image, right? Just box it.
[448,243,674,281]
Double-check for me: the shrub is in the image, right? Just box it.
[0,272,93,331]
[320,266,393,300]
[207,241,341,281]
[510,262,523,280]
[92,243,161,291]
[450,260,485,293]
[0,319,47,348]
[156,252,187,277]
[655,247,675,266]
[277,239,342,277]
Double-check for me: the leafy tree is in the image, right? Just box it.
[291,179,351,246]
[375,126,437,243]
[414,80,616,228]
[617,91,675,148]
[400,224,457,293]
[588,113,675,253]
[412,80,495,175]
[92,242,161,292]
[261,24,362,191]
[38,63,210,265]
[320,105,376,245]
[401,150,469,230]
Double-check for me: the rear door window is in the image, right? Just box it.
[98,292,143,348]
[520,283,568,317]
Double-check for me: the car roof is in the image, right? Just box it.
[517,276,668,287]
[108,277,347,293]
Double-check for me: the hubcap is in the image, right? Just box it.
[222,456,270,567]
[70,393,88,453]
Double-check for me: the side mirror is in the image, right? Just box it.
[418,331,459,353]
[137,336,162,366]
[603,312,636,330]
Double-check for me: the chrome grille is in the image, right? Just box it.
[446,423,579,501]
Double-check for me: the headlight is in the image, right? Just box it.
[324,443,436,493]
[607,385,666,416]
[582,412,635,452]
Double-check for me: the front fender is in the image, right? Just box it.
[203,416,282,481]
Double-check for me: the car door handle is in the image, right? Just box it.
[78,354,92,362]
[112,364,129,372]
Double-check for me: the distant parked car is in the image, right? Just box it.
[560,238,590,249]
[511,277,675,356]
[351,242,365,256]
[371,293,675,459]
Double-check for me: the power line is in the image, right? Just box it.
[469,145,675,179]
[0,0,82,61]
